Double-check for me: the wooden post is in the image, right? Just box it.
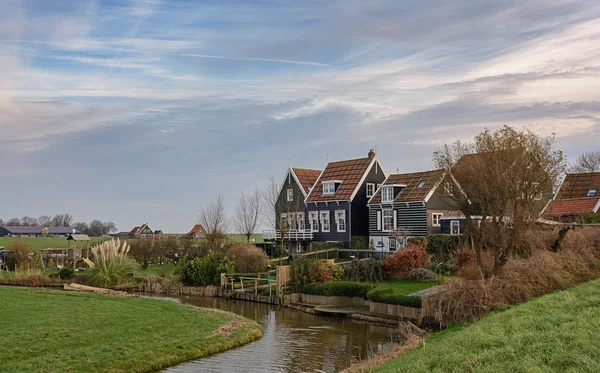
[240,278,244,292]
[255,278,258,295]
[269,279,272,298]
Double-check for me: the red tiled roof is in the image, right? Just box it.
[306,157,374,202]
[129,226,141,234]
[292,168,322,195]
[369,169,445,203]
[543,197,600,216]
[556,173,600,199]
[187,224,206,235]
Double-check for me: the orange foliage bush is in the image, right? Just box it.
[226,244,268,273]
[382,242,428,280]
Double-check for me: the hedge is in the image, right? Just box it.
[302,281,375,298]
[408,234,469,262]
[366,287,422,308]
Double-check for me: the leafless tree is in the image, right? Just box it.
[20,216,38,226]
[6,218,21,226]
[89,219,104,236]
[234,189,263,243]
[433,126,565,276]
[263,176,280,231]
[198,195,229,251]
[52,213,73,227]
[73,222,89,234]
[0,218,3,227]
[102,221,117,235]
[569,150,600,173]
[37,215,52,226]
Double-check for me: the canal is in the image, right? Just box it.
[158,296,398,373]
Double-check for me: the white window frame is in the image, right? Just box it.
[382,209,394,232]
[335,210,346,232]
[280,213,288,229]
[450,220,460,235]
[588,189,597,197]
[366,183,375,198]
[432,213,443,227]
[309,212,319,232]
[389,237,397,251]
[323,182,335,195]
[287,188,294,201]
[417,181,426,189]
[381,187,394,202]
[320,211,330,232]
[296,212,305,230]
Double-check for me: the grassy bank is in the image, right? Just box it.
[375,280,435,295]
[370,279,600,373]
[0,236,109,251]
[0,287,262,373]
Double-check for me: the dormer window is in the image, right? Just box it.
[588,189,597,197]
[323,182,336,195]
[382,186,394,202]
[417,181,426,189]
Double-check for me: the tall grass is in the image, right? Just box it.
[86,239,138,288]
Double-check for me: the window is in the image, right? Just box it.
[389,237,397,251]
[296,212,305,230]
[450,220,460,235]
[309,212,319,232]
[382,209,394,231]
[417,181,426,189]
[366,183,375,198]
[287,188,293,201]
[323,182,335,195]
[432,213,443,227]
[280,213,288,229]
[335,210,346,232]
[382,187,394,202]
[588,189,597,197]
[320,211,330,232]
[444,182,454,197]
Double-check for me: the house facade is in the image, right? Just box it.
[0,226,79,237]
[542,172,600,221]
[304,150,387,248]
[367,169,462,251]
[129,223,154,238]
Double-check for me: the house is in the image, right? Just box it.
[187,224,206,239]
[542,172,600,221]
[129,223,154,238]
[265,166,322,252]
[367,169,462,251]
[304,149,387,249]
[0,226,80,237]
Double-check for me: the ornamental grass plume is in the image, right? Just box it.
[86,239,138,288]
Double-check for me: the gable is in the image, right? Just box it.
[369,169,445,204]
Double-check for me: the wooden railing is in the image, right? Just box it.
[262,229,313,241]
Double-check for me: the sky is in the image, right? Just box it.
[1,0,600,233]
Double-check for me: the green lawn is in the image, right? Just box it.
[138,263,177,278]
[372,279,600,373]
[0,287,262,373]
[0,236,109,251]
[374,280,436,296]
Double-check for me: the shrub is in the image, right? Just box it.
[58,268,75,280]
[382,242,428,280]
[303,281,375,298]
[180,252,235,286]
[367,287,422,308]
[457,250,477,268]
[407,268,435,280]
[351,236,368,250]
[227,245,268,273]
[6,240,32,271]
[288,257,343,292]
[425,234,469,262]
[86,239,138,288]
[342,259,384,282]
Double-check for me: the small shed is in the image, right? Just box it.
[67,234,91,269]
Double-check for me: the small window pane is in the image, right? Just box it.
[588,189,597,197]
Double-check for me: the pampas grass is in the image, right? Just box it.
[86,239,138,288]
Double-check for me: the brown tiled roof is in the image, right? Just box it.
[542,197,600,216]
[129,226,141,234]
[187,224,206,235]
[306,157,374,202]
[369,169,445,203]
[292,168,322,195]
[556,173,600,199]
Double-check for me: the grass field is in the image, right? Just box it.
[0,236,109,251]
[0,287,262,373]
[374,280,436,296]
[371,279,600,373]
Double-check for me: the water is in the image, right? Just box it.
[158,296,397,373]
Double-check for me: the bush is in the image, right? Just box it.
[86,239,138,288]
[6,240,32,271]
[367,287,422,308]
[303,281,375,298]
[180,252,235,286]
[457,250,477,267]
[425,234,469,262]
[227,245,268,273]
[288,257,343,292]
[407,268,435,280]
[58,268,75,280]
[382,242,428,280]
[351,236,368,250]
[342,259,384,282]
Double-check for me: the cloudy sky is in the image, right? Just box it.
[1,0,599,232]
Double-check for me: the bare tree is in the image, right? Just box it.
[198,195,229,251]
[21,216,39,226]
[234,189,263,243]
[38,215,52,226]
[52,213,73,227]
[73,222,89,234]
[263,176,280,231]
[569,150,600,173]
[6,218,21,226]
[433,126,565,276]
[89,220,104,236]
[0,218,3,227]
[102,221,117,235]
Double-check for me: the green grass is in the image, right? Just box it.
[0,286,262,373]
[372,279,600,373]
[138,263,177,278]
[0,236,109,251]
[373,280,436,296]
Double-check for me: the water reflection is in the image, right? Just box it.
[160,296,396,373]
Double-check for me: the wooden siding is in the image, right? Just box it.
[275,170,309,230]
[307,201,351,242]
[351,160,387,238]
[369,202,428,236]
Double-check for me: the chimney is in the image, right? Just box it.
[368,149,375,159]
